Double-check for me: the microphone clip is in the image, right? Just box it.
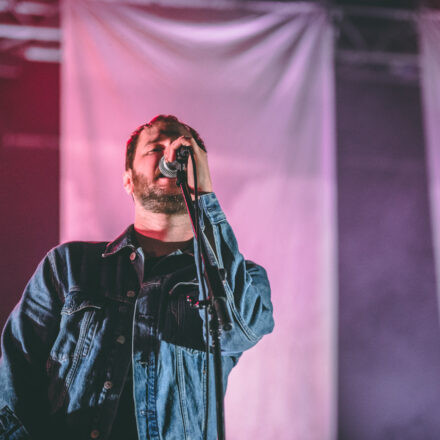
[176,145,190,164]
[175,146,190,186]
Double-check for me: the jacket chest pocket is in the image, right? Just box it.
[162,281,205,352]
[49,290,103,363]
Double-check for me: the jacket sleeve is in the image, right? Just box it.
[196,193,274,355]
[0,251,63,439]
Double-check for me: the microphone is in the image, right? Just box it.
[159,146,190,178]
[159,156,179,178]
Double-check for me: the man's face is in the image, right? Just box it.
[127,120,190,214]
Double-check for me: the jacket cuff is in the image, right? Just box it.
[198,193,226,225]
[0,406,31,440]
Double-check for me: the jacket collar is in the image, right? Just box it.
[101,224,137,258]
[101,224,194,258]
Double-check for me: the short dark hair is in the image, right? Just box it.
[125,114,207,170]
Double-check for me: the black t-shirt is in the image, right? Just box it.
[109,255,168,439]
[109,250,195,439]
[109,363,138,439]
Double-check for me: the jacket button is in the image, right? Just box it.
[104,381,113,390]
[90,430,100,439]
[129,252,136,261]
[116,335,126,344]
[126,290,136,298]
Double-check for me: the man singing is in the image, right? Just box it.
[0,115,274,439]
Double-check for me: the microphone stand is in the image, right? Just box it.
[173,148,233,440]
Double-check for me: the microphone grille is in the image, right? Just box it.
[159,156,178,178]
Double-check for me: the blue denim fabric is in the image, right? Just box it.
[0,193,274,439]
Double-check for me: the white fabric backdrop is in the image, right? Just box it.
[420,12,440,325]
[61,1,337,438]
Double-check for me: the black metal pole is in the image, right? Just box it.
[210,309,226,440]
[175,164,232,440]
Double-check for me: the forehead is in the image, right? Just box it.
[138,120,189,146]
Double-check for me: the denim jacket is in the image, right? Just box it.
[0,193,274,440]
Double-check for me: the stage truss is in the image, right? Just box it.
[0,0,429,82]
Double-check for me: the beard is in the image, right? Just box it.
[131,168,186,215]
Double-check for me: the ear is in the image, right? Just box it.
[123,169,134,195]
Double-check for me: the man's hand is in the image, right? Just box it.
[165,134,213,196]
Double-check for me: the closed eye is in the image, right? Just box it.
[145,147,164,155]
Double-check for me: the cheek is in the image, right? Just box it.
[132,161,154,180]
[132,165,157,188]
[134,153,161,170]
